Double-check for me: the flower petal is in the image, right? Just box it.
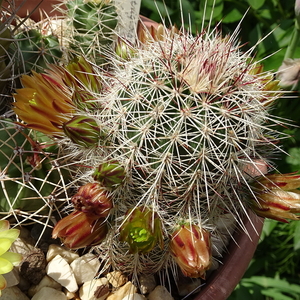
[0,257,13,274]
[0,239,13,256]
[0,252,22,266]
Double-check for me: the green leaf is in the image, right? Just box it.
[293,221,300,251]
[223,8,244,23]
[247,0,265,10]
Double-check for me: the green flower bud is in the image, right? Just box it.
[63,115,102,147]
[93,160,125,188]
[119,206,164,254]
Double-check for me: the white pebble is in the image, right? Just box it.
[46,255,78,293]
[79,278,110,300]
[31,286,67,300]
[28,275,62,298]
[122,293,147,300]
[148,285,174,300]
[106,270,128,288]
[107,281,137,300]
[46,244,79,264]
[70,253,101,285]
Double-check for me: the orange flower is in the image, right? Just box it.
[13,68,74,135]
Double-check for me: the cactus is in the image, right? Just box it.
[7,0,299,292]
[8,28,63,74]
[0,118,71,225]
[57,0,118,64]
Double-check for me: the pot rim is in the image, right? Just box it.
[192,211,264,300]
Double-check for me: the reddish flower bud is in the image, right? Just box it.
[250,173,300,222]
[52,211,108,249]
[71,183,113,218]
[170,224,212,279]
[93,160,125,188]
[119,206,163,254]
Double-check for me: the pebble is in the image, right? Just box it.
[19,249,46,285]
[148,285,174,300]
[107,281,137,300]
[106,270,128,288]
[3,267,20,287]
[70,253,101,285]
[46,254,78,293]
[28,275,62,298]
[46,244,79,264]
[31,286,67,300]
[177,276,202,297]
[79,278,110,300]
[138,273,156,294]
[0,286,30,300]
[121,293,147,300]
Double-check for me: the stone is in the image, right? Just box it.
[107,281,137,300]
[70,253,101,285]
[10,237,35,258]
[46,254,78,293]
[106,270,127,288]
[19,249,46,285]
[148,285,174,300]
[79,278,110,300]
[28,275,62,298]
[0,286,30,300]
[3,267,20,287]
[31,286,67,300]
[121,293,146,300]
[138,273,156,294]
[177,276,202,297]
[46,244,79,264]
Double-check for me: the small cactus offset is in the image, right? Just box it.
[58,0,118,64]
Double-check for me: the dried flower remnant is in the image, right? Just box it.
[250,173,300,222]
[52,210,108,249]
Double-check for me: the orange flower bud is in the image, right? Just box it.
[170,224,212,279]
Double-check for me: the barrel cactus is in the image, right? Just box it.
[8,0,298,292]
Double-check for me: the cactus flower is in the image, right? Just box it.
[0,220,22,295]
[170,224,211,279]
[13,69,74,136]
[71,183,113,217]
[52,211,108,249]
[63,115,102,147]
[93,160,125,188]
[119,206,163,254]
[250,173,300,222]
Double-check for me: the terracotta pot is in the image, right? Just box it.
[3,1,264,299]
